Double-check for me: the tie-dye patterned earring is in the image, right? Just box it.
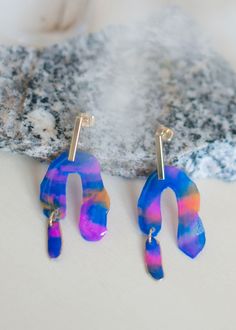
[137,126,206,280]
[40,113,110,258]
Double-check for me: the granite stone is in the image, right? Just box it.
[0,7,235,180]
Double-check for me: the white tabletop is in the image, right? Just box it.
[0,1,236,330]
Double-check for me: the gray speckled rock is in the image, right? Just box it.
[0,7,236,180]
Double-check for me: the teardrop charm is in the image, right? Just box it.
[145,236,164,280]
[48,222,62,258]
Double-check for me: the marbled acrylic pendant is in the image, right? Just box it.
[138,165,206,280]
[145,235,164,280]
[40,150,110,258]
[48,221,62,258]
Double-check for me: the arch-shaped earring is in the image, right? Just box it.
[40,114,110,258]
[137,127,206,280]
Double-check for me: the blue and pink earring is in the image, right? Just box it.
[137,126,206,280]
[40,113,110,258]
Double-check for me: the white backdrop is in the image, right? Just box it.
[0,1,236,330]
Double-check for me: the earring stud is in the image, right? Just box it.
[40,112,110,258]
[68,113,95,161]
[137,125,205,280]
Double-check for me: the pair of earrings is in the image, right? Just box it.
[40,113,206,280]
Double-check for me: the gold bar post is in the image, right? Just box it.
[155,133,165,180]
[68,116,83,161]
[68,113,95,162]
[155,127,174,180]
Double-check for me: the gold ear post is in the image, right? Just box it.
[155,126,174,180]
[68,113,95,162]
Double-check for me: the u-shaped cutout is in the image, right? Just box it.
[40,151,110,245]
[138,166,205,258]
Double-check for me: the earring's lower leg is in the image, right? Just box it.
[47,209,62,258]
[145,228,164,280]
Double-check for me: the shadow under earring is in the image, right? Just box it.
[137,126,206,280]
[40,113,110,258]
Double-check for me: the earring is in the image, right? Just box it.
[40,113,110,258]
[137,126,206,280]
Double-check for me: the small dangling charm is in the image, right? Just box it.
[138,126,206,280]
[145,228,164,280]
[40,113,110,258]
[47,209,62,258]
